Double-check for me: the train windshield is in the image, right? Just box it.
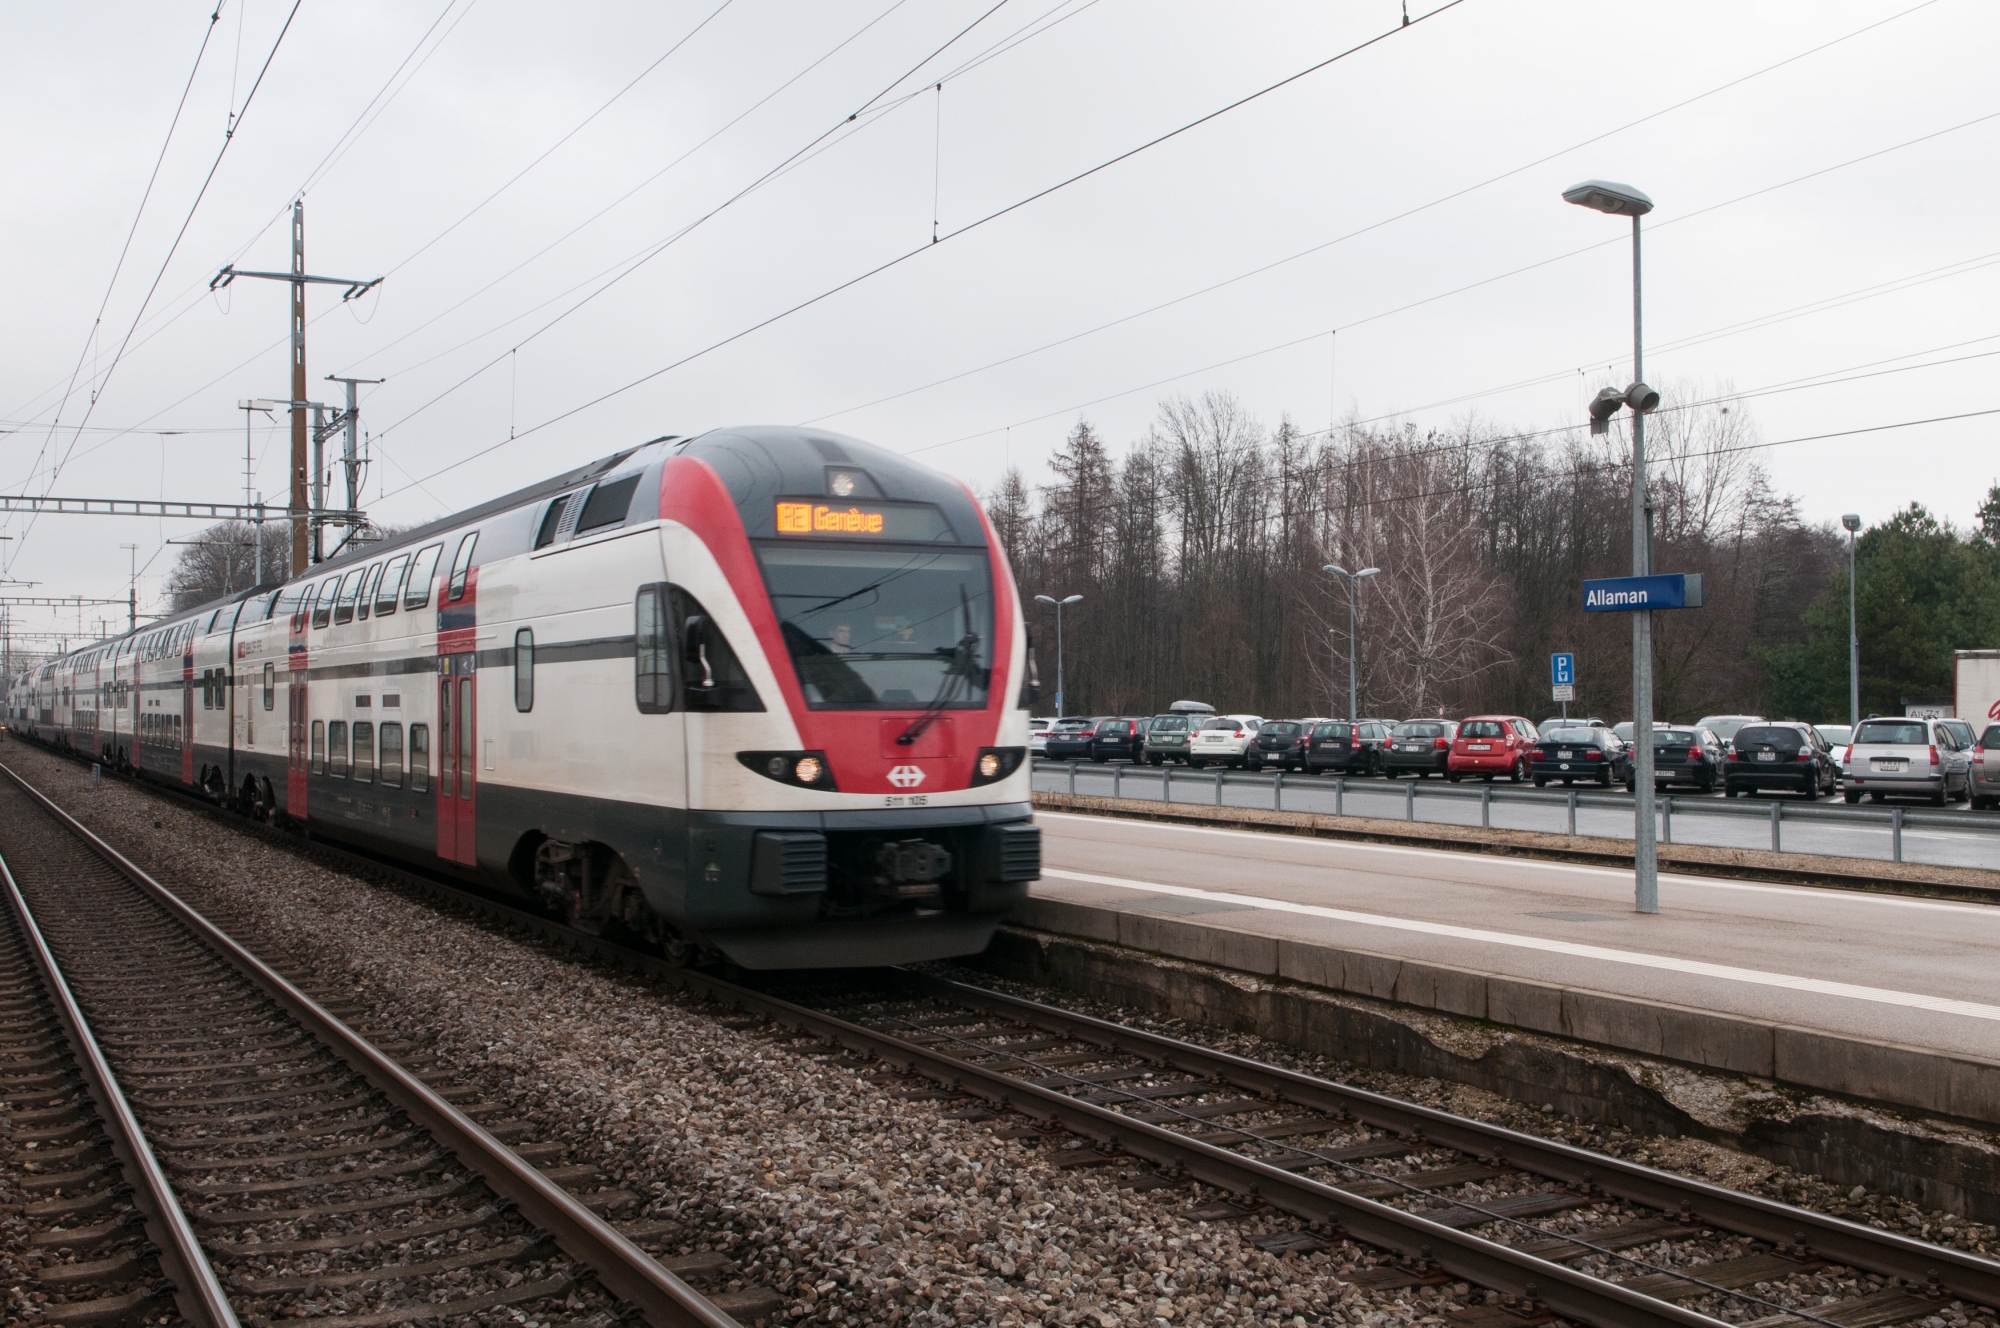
[754,543,993,710]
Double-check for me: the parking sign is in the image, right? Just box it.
[1551,653,1574,687]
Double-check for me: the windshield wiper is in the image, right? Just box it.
[898,585,981,746]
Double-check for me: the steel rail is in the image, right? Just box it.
[908,971,2000,1306]
[0,759,739,1328]
[21,740,1997,1325]
[0,850,241,1328]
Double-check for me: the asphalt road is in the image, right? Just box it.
[1035,810,2000,1059]
[1030,761,2000,872]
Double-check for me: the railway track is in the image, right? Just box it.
[0,762,754,1327]
[11,743,2000,1328]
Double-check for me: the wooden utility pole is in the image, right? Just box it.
[211,201,380,571]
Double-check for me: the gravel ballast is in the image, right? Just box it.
[6,736,1999,1328]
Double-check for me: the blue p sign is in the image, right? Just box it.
[1551,653,1574,686]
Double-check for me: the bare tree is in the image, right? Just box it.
[164,521,292,611]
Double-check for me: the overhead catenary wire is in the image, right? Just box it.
[802,0,1946,430]
[359,0,1032,440]
[377,0,1471,497]
[905,106,2000,457]
[0,0,472,436]
[7,0,304,566]
[19,4,227,501]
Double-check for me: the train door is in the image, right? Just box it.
[287,682,308,818]
[434,654,477,865]
[181,649,195,785]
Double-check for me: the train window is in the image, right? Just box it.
[634,585,673,713]
[448,532,479,600]
[458,678,474,796]
[329,720,349,777]
[352,721,375,783]
[380,721,404,787]
[263,661,275,711]
[667,586,764,712]
[514,628,534,712]
[311,578,338,629]
[311,720,326,775]
[535,495,577,549]
[263,588,282,622]
[405,544,442,610]
[576,475,641,536]
[357,563,384,620]
[375,554,408,616]
[410,723,430,792]
[334,570,362,625]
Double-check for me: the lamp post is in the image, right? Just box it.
[1564,177,1661,915]
[1034,594,1083,718]
[1321,565,1379,719]
[1842,513,1862,726]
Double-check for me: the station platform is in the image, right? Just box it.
[1015,808,2000,1127]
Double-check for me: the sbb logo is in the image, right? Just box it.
[887,765,926,789]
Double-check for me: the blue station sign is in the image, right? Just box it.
[1581,572,1705,612]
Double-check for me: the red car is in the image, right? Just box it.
[1446,715,1539,782]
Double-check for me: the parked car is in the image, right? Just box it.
[1190,715,1262,768]
[1971,721,2000,811]
[1248,720,1312,771]
[1142,712,1197,764]
[1447,716,1538,782]
[1531,725,1626,787]
[1695,714,1764,745]
[1088,717,1145,763]
[1305,720,1393,775]
[1043,717,1096,760]
[1540,716,1605,733]
[1842,716,1972,805]
[1640,726,1723,791]
[1383,720,1459,778]
[1814,723,1853,785]
[1029,717,1052,756]
[1725,722,1838,799]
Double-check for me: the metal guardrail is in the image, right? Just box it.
[1032,759,2000,864]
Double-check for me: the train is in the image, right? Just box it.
[4,427,1042,969]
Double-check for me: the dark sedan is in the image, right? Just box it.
[1629,726,1722,792]
[1088,717,1144,762]
[1305,720,1392,775]
[1725,722,1837,799]
[1531,726,1626,786]
[1043,718,1096,760]
[1383,720,1459,778]
[1248,720,1311,771]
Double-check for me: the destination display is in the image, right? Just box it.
[773,499,957,543]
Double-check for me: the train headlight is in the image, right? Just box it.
[970,747,1026,787]
[737,750,838,790]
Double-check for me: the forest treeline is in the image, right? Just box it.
[140,393,2000,725]
[991,389,2000,725]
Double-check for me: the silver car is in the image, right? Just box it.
[1842,716,1972,806]
[1971,721,2000,811]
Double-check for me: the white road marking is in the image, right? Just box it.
[1037,810,2000,917]
[1039,867,2000,1021]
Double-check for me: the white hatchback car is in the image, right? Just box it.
[1189,714,1263,768]
[1029,717,1052,756]
[1843,716,1972,805]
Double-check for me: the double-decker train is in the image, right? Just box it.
[4,427,1041,968]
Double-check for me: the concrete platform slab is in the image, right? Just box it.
[1019,809,2000,1126]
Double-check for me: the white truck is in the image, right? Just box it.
[1954,650,2000,731]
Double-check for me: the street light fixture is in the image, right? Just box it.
[1321,565,1380,720]
[1842,513,1862,727]
[1034,593,1084,718]
[1565,176,1662,915]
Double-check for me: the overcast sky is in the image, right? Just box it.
[3,0,1995,636]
